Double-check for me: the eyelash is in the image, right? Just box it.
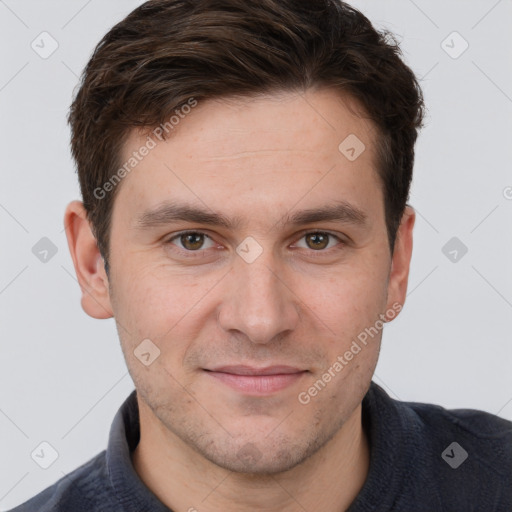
[164,230,345,259]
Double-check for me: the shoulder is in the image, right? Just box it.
[398,395,512,507]
[6,451,115,512]
[363,383,512,510]
[407,398,512,463]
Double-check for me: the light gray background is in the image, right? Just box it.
[1,0,511,509]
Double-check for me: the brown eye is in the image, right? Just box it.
[180,232,205,250]
[305,232,330,250]
[165,231,216,256]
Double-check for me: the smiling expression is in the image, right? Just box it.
[97,87,409,474]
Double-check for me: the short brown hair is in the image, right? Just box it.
[68,0,424,275]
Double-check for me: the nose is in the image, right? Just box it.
[217,250,300,345]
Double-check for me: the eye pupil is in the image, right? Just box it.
[181,233,204,250]
[306,233,329,250]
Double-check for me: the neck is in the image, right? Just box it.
[132,400,370,512]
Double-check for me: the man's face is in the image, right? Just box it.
[102,88,407,473]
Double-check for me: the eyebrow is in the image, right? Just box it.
[134,199,368,231]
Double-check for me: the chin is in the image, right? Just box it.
[197,433,325,476]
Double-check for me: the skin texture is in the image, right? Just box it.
[64,87,415,512]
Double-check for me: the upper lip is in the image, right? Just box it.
[205,365,306,376]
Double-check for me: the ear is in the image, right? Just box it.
[63,200,114,319]
[385,205,415,318]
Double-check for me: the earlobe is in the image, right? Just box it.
[63,200,114,319]
[385,205,415,317]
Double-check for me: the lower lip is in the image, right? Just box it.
[205,371,306,395]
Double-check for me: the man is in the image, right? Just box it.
[9,0,511,510]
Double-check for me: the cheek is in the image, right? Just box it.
[111,265,224,383]
[112,269,205,400]
[111,262,206,336]
[307,260,389,336]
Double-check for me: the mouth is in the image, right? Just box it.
[203,365,308,395]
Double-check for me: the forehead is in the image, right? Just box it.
[113,88,383,229]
